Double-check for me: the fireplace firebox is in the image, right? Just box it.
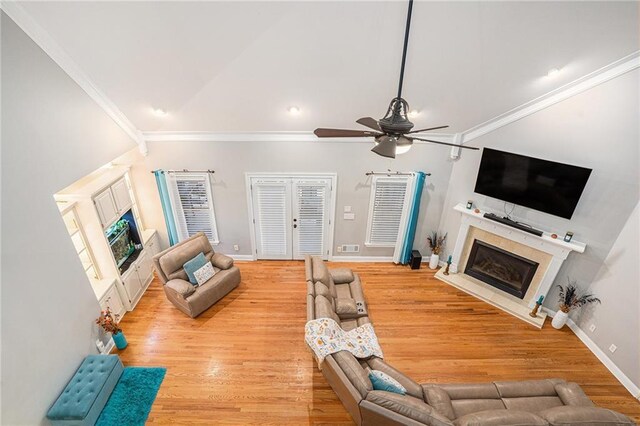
[464,240,539,299]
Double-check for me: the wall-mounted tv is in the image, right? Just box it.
[473,148,592,219]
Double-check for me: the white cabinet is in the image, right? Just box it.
[120,250,154,307]
[144,230,161,258]
[94,188,119,229]
[99,281,126,318]
[111,178,132,213]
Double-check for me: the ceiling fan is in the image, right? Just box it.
[313,0,479,158]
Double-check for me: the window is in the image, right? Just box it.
[167,173,219,244]
[365,176,410,247]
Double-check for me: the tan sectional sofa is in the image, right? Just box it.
[305,255,635,426]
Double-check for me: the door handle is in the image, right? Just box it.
[293,224,297,228]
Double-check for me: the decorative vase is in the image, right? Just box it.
[112,331,128,349]
[429,254,440,270]
[551,310,569,329]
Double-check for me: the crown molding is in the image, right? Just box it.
[141,131,455,144]
[460,51,640,144]
[1,1,145,150]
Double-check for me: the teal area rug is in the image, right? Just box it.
[97,367,166,426]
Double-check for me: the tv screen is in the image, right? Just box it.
[474,148,592,219]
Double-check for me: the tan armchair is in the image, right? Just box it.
[152,232,240,318]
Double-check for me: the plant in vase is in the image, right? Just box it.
[96,307,128,349]
[551,279,601,329]
[426,232,447,270]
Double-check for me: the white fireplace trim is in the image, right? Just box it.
[451,203,586,309]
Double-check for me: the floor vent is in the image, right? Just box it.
[341,244,360,253]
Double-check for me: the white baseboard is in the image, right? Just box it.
[331,256,394,262]
[544,308,640,399]
[230,255,255,261]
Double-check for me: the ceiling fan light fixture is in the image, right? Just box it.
[408,109,420,118]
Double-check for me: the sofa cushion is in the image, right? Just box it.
[502,396,564,413]
[158,234,212,276]
[369,370,407,395]
[166,279,197,297]
[330,268,354,284]
[538,406,635,425]
[451,399,507,419]
[333,351,372,397]
[554,383,594,407]
[183,252,208,284]
[314,282,332,300]
[211,252,234,270]
[453,409,548,426]
[495,379,563,398]
[336,298,358,317]
[440,383,501,400]
[365,391,452,426]
[312,256,331,286]
[368,357,423,400]
[340,318,358,331]
[315,295,340,324]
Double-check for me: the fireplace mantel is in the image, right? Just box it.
[438,203,587,328]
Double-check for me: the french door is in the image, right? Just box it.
[249,175,334,260]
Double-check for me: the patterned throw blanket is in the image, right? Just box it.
[305,317,383,364]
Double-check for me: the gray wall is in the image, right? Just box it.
[1,14,137,424]
[438,69,639,385]
[133,140,455,258]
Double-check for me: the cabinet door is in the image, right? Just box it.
[101,285,125,317]
[121,268,142,303]
[94,188,119,228]
[111,178,132,214]
[145,233,161,258]
[136,250,153,285]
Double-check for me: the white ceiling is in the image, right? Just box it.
[18,1,639,133]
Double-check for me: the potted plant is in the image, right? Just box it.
[427,232,447,270]
[551,279,601,329]
[96,307,127,349]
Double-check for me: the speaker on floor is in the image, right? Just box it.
[409,250,422,269]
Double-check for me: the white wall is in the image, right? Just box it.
[128,140,455,259]
[438,69,639,387]
[1,13,137,424]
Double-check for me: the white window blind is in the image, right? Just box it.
[294,180,329,257]
[253,181,290,257]
[365,176,410,247]
[167,173,219,244]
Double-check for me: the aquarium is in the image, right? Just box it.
[106,219,135,268]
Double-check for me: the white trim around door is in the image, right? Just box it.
[245,173,337,261]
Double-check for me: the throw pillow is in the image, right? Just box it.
[194,262,216,286]
[369,370,407,395]
[183,252,208,285]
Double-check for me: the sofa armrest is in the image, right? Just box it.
[555,382,594,407]
[539,406,635,425]
[330,268,354,284]
[365,391,452,426]
[211,253,234,270]
[336,298,358,317]
[166,279,196,298]
[423,385,455,420]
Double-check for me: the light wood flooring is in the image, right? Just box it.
[116,261,640,424]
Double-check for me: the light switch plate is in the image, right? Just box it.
[609,344,617,353]
[589,324,596,332]
[343,213,355,220]
[344,205,352,213]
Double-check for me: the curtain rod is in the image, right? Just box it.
[151,169,215,174]
[365,170,431,177]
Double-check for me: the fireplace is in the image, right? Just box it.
[464,240,539,299]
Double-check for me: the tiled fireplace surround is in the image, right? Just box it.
[436,204,586,328]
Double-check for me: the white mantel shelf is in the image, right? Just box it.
[453,203,586,253]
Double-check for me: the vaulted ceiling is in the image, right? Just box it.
[18,1,639,134]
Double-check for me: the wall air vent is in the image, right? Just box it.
[341,244,360,253]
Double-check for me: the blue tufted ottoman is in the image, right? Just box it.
[47,355,124,426]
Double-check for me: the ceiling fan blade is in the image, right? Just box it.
[411,137,479,150]
[371,136,397,159]
[397,135,413,146]
[406,125,450,134]
[356,117,382,131]
[314,128,381,138]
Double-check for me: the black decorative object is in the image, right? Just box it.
[313,0,479,158]
[466,200,473,209]
[409,250,422,270]
[564,232,574,243]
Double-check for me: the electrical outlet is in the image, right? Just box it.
[608,344,617,353]
[589,324,596,332]
[337,246,342,253]
[233,244,239,251]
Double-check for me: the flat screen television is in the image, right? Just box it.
[474,148,592,219]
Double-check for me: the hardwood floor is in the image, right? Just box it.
[116,261,640,424]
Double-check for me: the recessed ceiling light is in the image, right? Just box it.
[408,109,420,118]
[547,68,561,78]
[152,108,168,117]
[288,106,301,115]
